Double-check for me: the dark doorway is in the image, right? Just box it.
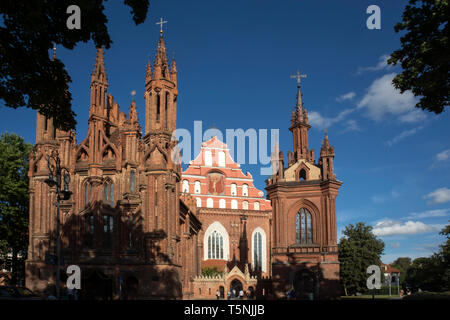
[248,286,255,299]
[124,276,139,300]
[81,269,113,300]
[230,279,243,297]
[219,286,225,299]
[293,269,315,300]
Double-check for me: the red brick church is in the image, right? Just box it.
[25,31,342,299]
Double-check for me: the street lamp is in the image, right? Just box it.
[44,149,72,300]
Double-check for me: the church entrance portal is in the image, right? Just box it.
[293,269,315,300]
[230,279,243,297]
[81,269,113,300]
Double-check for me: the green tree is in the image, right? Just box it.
[0,0,150,131]
[405,222,450,292]
[388,0,449,114]
[392,257,412,284]
[201,267,223,277]
[338,222,385,295]
[0,132,32,285]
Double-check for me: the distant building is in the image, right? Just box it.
[381,263,401,284]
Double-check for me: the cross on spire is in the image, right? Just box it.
[290,70,307,87]
[156,17,168,34]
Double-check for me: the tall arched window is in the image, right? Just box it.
[103,215,114,249]
[104,182,114,206]
[251,227,267,272]
[219,199,226,208]
[205,150,212,166]
[242,184,249,197]
[296,208,313,244]
[196,197,202,208]
[231,199,238,209]
[253,232,262,271]
[242,201,249,210]
[254,202,260,210]
[230,183,237,196]
[84,214,94,248]
[299,169,307,181]
[207,198,214,208]
[182,180,189,193]
[207,230,224,259]
[84,183,91,206]
[156,94,161,122]
[130,170,136,192]
[194,181,201,194]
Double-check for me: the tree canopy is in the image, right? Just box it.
[0,0,150,131]
[338,222,385,295]
[0,132,32,284]
[405,222,450,292]
[388,0,449,114]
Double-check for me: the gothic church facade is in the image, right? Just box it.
[25,33,342,299]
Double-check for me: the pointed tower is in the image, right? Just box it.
[319,131,336,181]
[141,30,183,298]
[144,35,178,135]
[289,80,314,164]
[90,47,108,116]
[265,73,342,299]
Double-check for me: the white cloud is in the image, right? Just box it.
[424,187,450,204]
[436,149,450,162]
[372,219,442,236]
[340,119,360,133]
[404,208,449,219]
[309,108,356,130]
[385,126,424,147]
[336,92,356,102]
[357,54,392,74]
[371,189,400,203]
[357,73,424,123]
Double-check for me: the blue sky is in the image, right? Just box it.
[1,0,449,263]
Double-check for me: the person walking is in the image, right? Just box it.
[216,289,220,300]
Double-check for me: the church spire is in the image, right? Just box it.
[289,70,313,164]
[90,47,108,113]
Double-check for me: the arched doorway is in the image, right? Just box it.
[82,269,113,300]
[230,279,243,298]
[124,276,139,300]
[219,286,225,299]
[248,286,255,299]
[293,269,315,300]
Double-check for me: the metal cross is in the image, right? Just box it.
[290,70,307,86]
[156,17,168,34]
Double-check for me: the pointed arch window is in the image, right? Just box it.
[253,232,262,271]
[296,208,313,244]
[84,182,92,206]
[130,170,136,192]
[207,230,224,259]
[102,215,114,249]
[156,94,161,122]
[104,181,114,206]
[84,214,94,248]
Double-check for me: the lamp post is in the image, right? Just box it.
[44,149,72,300]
